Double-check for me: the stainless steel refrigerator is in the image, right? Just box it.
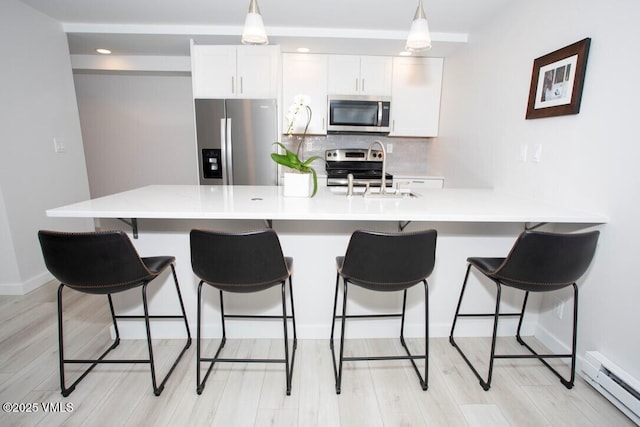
[195,99,278,185]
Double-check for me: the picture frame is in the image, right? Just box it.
[525,38,591,119]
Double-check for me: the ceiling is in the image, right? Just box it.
[19,0,513,58]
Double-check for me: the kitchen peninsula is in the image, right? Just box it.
[46,184,607,224]
[46,185,608,341]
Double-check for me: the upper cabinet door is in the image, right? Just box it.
[327,55,361,95]
[282,53,328,135]
[327,55,392,96]
[359,56,392,96]
[389,57,444,137]
[191,43,280,99]
[236,46,280,98]
[191,45,236,98]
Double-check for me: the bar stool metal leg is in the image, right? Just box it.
[337,278,349,394]
[399,282,429,390]
[141,266,192,396]
[513,285,579,388]
[450,265,580,391]
[284,276,297,395]
[196,283,226,395]
[329,273,341,392]
[196,279,297,395]
[328,274,349,394]
[449,267,503,391]
[330,277,430,394]
[58,285,121,397]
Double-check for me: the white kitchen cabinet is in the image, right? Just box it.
[389,57,443,137]
[394,176,444,190]
[190,43,280,98]
[328,55,392,96]
[282,53,328,135]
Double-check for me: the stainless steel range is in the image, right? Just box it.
[325,148,393,187]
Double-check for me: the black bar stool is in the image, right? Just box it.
[190,229,297,395]
[37,230,192,397]
[449,230,600,390]
[330,229,437,394]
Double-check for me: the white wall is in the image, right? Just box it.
[0,188,20,286]
[73,73,198,198]
[440,0,640,379]
[0,0,93,294]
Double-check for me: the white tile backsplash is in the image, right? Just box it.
[279,134,441,177]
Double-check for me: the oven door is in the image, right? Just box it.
[327,96,390,133]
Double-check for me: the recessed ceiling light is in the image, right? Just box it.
[96,48,112,55]
[296,48,310,53]
[399,51,413,56]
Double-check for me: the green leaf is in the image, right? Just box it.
[302,156,322,168]
[286,150,301,166]
[270,153,290,166]
[310,167,318,197]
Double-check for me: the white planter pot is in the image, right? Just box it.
[283,172,313,197]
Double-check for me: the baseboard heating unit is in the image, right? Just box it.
[582,351,640,425]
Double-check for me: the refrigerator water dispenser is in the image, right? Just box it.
[202,149,222,179]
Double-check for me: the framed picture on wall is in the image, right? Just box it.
[525,38,591,119]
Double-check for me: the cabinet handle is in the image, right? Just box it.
[355,78,359,92]
[231,76,235,94]
[322,117,325,131]
[240,77,244,94]
[362,78,365,92]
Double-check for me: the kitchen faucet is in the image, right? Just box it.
[367,140,387,194]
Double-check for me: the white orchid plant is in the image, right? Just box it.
[284,94,312,137]
[271,94,321,196]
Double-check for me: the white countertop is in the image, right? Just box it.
[46,185,608,224]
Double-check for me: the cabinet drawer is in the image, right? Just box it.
[395,176,444,189]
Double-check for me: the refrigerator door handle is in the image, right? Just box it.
[225,118,234,185]
[219,118,228,185]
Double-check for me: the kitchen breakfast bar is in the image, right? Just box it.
[46,184,608,340]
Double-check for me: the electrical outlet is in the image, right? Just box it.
[387,143,393,154]
[554,298,564,319]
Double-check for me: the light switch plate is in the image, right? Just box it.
[53,137,66,153]
[532,144,542,163]
[519,144,528,162]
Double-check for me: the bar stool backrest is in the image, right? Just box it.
[340,229,437,291]
[38,230,154,293]
[190,229,289,292]
[493,230,600,290]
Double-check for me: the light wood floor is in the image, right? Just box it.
[0,284,634,427]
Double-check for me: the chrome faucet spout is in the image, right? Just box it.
[367,140,387,193]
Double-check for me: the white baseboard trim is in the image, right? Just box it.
[0,271,52,295]
[534,323,572,356]
[534,323,575,372]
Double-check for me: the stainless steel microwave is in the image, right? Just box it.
[327,95,391,134]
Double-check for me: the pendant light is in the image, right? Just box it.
[405,0,431,51]
[242,0,268,45]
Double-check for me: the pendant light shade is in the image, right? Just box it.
[405,0,431,51]
[242,0,268,45]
